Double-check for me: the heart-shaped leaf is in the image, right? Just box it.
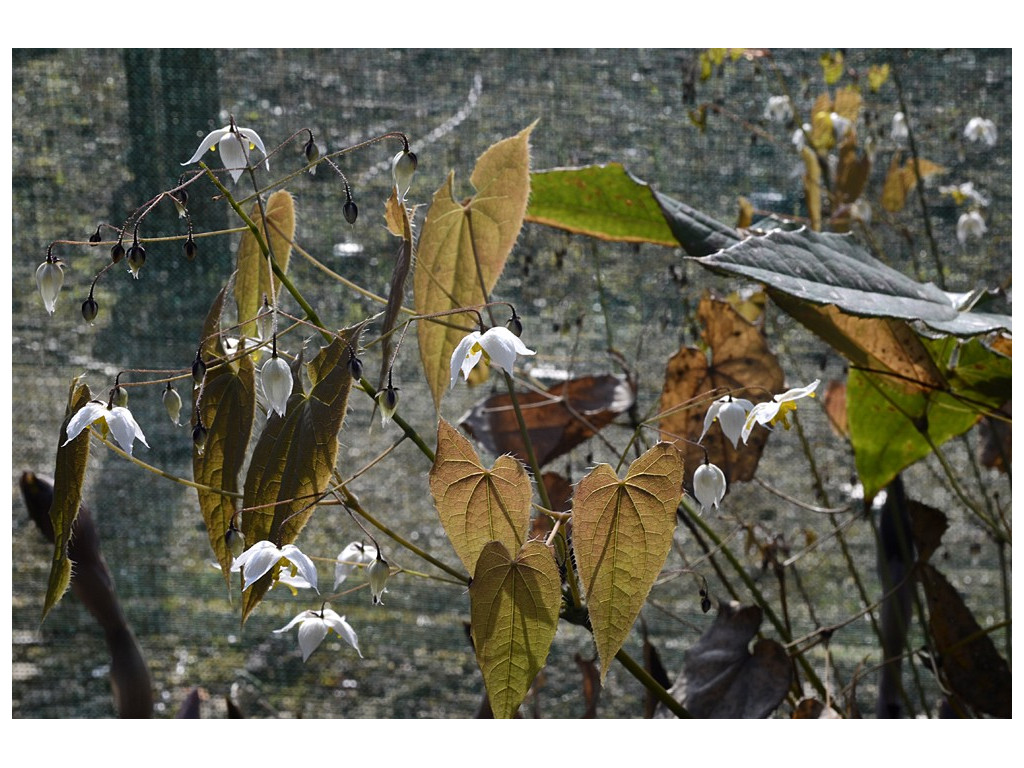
[470,540,561,719]
[429,418,533,576]
[414,123,535,409]
[572,442,684,681]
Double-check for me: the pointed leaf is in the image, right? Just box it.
[240,329,358,621]
[375,191,414,398]
[414,123,535,409]
[659,295,783,489]
[235,190,295,340]
[42,377,92,620]
[655,190,742,256]
[193,284,257,587]
[572,442,684,681]
[429,418,533,575]
[801,146,822,231]
[469,540,561,719]
[525,163,679,245]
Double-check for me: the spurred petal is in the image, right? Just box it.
[296,617,329,661]
[775,379,820,403]
[449,331,482,388]
[477,326,535,374]
[182,127,230,166]
[237,128,270,172]
[235,540,283,589]
[280,544,319,593]
[104,405,149,456]
[274,609,318,634]
[217,133,250,184]
[322,610,363,658]
[699,401,724,444]
[62,401,108,445]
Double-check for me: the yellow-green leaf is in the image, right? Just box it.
[801,146,822,231]
[414,123,535,409]
[820,51,844,85]
[572,442,684,681]
[43,377,92,620]
[868,63,890,92]
[193,282,256,589]
[240,328,358,621]
[429,418,533,575]
[469,540,561,719]
[235,190,295,341]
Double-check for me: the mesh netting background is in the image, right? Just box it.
[11,49,1011,718]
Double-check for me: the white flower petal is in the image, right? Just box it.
[62,401,107,445]
[237,128,270,172]
[296,617,330,661]
[322,610,363,658]
[478,326,535,374]
[693,462,727,514]
[699,401,723,444]
[334,542,376,589]
[261,356,293,418]
[217,133,250,184]
[280,544,319,593]
[235,540,283,589]
[274,609,317,634]
[450,331,482,388]
[104,405,149,456]
[182,127,229,166]
[775,379,820,403]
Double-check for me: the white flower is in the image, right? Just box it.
[334,541,377,590]
[274,606,362,662]
[890,112,908,142]
[849,198,872,224]
[63,400,150,456]
[957,211,987,245]
[231,539,318,592]
[36,259,64,315]
[830,112,852,142]
[693,462,727,514]
[261,355,292,418]
[392,149,417,199]
[274,571,315,595]
[449,326,536,389]
[764,95,793,124]
[791,123,811,151]
[182,124,270,183]
[366,554,390,606]
[940,182,989,208]
[963,116,997,147]
[699,395,754,449]
[162,384,182,426]
[377,384,399,426]
[741,379,820,443]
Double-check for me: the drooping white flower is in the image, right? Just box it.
[830,112,852,142]
[36,259,64,315]
[377,383,399,426]
[699,395,754,449]
[261,355,292,418]
[231,539,318,592]
[791,123,811,151]
[162,384,182,426]
[849,198,872,224]
[963,116,997,147]
[764,95,793,124]
[939,182,990,208]
[366,553,390,606]
[274,606,362,662]
[741,379,820,444]
[449,326,536,389]
[63,400,150,456]
[957,210,987,245]
[182,124,270,183]
[890,111,908,142]
[693,462,727,514]
[334,541,378,590]
[391,149,417,199]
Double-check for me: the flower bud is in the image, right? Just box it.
[112,384,129,408]
[192,350,206,386]
[82,295,99,323]
[110,242,125,264]
[506,312,523,338]
[163,383,182,426]
[89,226,103,244]
[127,242,146,279]
[36,259,64,316]
[225,525,246,559]
[257,296,274,342]
[366,553,390,605]
[192,421,208,454]
[184,236,198,262]
[304,135,320,168]
[347,350,363,381]
[391,149,417,199]
[377,383,399,426]
[261,354,293,418]
[171,190,188,218]
[343,199,358,225]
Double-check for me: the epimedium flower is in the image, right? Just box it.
[957,210,987,245]
[392,148,417,199]
[261,354,293,418]
[274,605,362,662]
[829,112,853,143]
[366,552,390,606]
[334,541,378,590]
[741,379,820,444]
[449,326,536,389]
[890,111,908,142]
[699,395,754,449]
[36,258,64,315]
[231,539,318,592]
[963,116,997,147]
[791,122,811,151]
[377,382,399,426]
[939,181,989,208]
[763,95,793,124]
[162,383,182,426]
[693,461,727,515]
[63,399,150,456]
[182,124,270,183]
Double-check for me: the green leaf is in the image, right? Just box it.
[572,442,684,681]
[469,540,561,719]
[847,336,1011,499]
[235,190,295,341]
[239,329,358,622]
[429,418,533,576]
[193,283,257,589]
[414,123,535,409]
[697,228,1011,337]
[43,377,92,620]
[525,163,679,246]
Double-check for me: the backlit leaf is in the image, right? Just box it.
[820,51,844,85]
[572,442,684,681]
[880,153,945,213]
[375,190,414,400]
[240,329,358,621]
[469,540,561,719]
[429,418,533,575]
[415,124,535,409]
[235,190,295,341]
[868,63,890,92]
[42,376,92,620]
[801,146,822,231]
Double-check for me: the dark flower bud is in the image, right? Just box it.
[192,350,206,386]
[506,312,523,337]
[701,596,712,614]
[347,350,363,380]
[89,226,103,245]
[343,199,358,225]
[110,242,125,264]
[304,135,319,164]
[184,236,198,262]
[127,242,146,278]
[112,384,129,408]
[192,422,208,455]
[82,295,99,323]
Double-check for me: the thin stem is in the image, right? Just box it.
[614,647,690,718]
